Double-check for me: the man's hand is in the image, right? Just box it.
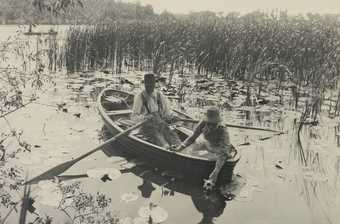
[171,116,181,123]
[144,113,155,121]
[167,145,177,152]
[166,144,185,152]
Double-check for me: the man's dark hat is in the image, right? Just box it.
[144,73,156,81]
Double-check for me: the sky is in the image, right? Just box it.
[122,0,340,15]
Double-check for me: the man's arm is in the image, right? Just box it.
[158,92,174,121]
[131,93,144,122]
[175,121,205,151]
[221,126,236,157]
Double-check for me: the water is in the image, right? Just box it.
[0,72,337,224]
[0,25,340,224]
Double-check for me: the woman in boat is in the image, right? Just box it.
[175,106,236,190]
[132,73,181,148]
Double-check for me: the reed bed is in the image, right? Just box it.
[63,12,340,88]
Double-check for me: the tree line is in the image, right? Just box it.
[0,0,155,24]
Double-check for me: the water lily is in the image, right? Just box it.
[150,206,169,223]
[35,180,62,207]
[121,192,139,203]
[37,190,63,207]
[106,156,127,164]
[119,217,133,224]
[133,217,148,224]
[120,162,137,169]
[138,204,168,223]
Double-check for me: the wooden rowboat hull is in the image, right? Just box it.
[97,88,240,186]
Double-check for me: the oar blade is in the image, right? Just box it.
[23,119,148,185]
[24,160,76,185]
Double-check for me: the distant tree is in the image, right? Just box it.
[32,0,83,15]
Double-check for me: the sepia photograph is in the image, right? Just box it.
[0,0,340,223]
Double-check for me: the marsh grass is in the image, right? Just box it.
[62,13,340,93]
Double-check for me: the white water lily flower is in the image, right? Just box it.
[86,168,121,180]
[138,205,168,223]
[133,217,148,224]
[36,187,63,207]
[108,169,122,180]
[120,162,136,169]
[150,206,168,223]
[121,192,139,203]
[138,206,151,218]
[106,156,127,164]
[36,180,62,207]
[119,217,133,224]
[38,180,58,190]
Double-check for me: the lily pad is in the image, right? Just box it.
[18,154,42,165]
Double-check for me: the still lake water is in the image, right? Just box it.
[1,25,340,224]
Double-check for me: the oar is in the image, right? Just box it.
[24,119,148,185]
[177,118,284,133]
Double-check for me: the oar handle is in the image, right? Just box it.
[73,119,148,163]
[177,118,283,133]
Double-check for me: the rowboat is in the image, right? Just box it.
[97,88,240,186]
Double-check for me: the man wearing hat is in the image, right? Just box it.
[175,106,236,189]
[132,73,181,148]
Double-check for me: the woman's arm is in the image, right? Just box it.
[221,126,236,157]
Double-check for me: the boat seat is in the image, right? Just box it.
[106,109,132,116]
